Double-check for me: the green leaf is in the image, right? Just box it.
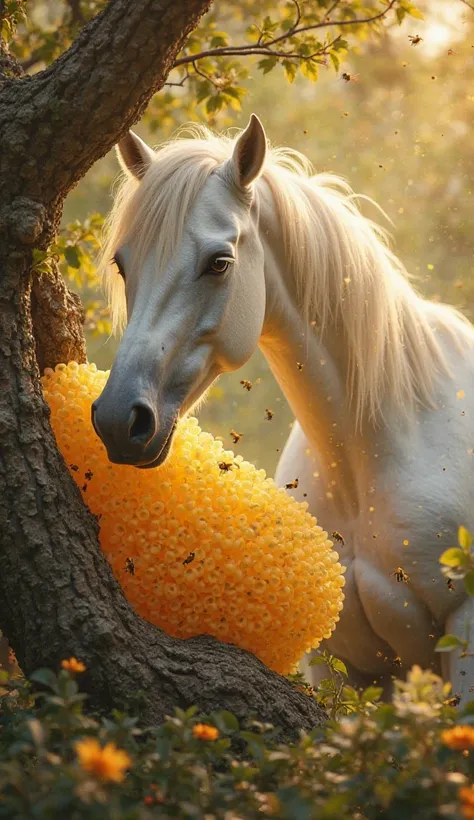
[329,52,340,72]
[30,668,57,690]
[258,56,278,75]
[464,571,474,596]
[341,685,359,703]
[210,32,228,48]
[331,658,348,676]
[206,95,224,114]
[216,710,239,732]
[300,61,319,82]
[404,2,424,20]
[283,60,297,84]
[395,7,406,24]
[362,686,383,704]
[309,655,327,667]
[195,79,212,104]
[459,526,473,552]
[64,245,81,269]
[439,548,466,567]
[435,634,464,653]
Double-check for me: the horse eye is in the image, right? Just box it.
[205,256,234,276]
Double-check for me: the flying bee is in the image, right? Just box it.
[218,460,239,472]
[84,469,93,481]
[70,464,79,472]
[446,578,455,592]
[286,478,299,490]
[341,72,359,82]
[332,531,345,546]
[240,380,252,391]
[408,34,422,45]
[230,430,243,444]
[265,408,274,421]
[296,362,304,371]
[392,656,402,667]
[391,567,409,583]
[182,552,195,566]
[444,694,461,707]
[125,557,135,576]
[448,48,457,56]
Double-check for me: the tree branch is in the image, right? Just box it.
[173,0,398,69]
[0,0,213,208]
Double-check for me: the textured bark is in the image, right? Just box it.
[0,0,326,737]
[31,263,87,372]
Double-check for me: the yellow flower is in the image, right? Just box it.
[75,737,131,782]
[61,657,86,674]
[442,726,474,751]
[192,723,219,741]
[460,785,474,818]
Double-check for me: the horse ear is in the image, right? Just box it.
[116,131,155,180]
[231,114,267,188]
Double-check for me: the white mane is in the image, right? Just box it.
[99,124,473,426]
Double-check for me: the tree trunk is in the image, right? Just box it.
[0,0,325,738]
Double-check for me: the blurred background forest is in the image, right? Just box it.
[16,0,474,475]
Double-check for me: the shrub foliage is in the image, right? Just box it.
[1,661,474,819]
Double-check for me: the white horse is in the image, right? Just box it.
[92,115,474,698]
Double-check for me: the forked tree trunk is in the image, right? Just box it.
[0,0,325,736]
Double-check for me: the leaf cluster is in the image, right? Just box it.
[0,660,473,819]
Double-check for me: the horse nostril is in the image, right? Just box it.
[128,403,156,444]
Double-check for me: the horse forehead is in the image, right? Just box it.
[187,174,246,236]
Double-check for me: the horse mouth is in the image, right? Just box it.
[137,417,178,469]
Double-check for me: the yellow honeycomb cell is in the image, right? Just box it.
[42,362,345,674]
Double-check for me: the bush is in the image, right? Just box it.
[1,661,474,819]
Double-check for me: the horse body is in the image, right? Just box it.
[93,116,474,696]
[272,335,474,692]
[256,176,474,693]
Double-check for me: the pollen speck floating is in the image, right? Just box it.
[42,363,345,674]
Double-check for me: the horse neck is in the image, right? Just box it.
[257,182,365,518]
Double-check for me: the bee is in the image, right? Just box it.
[444,695,461,707]
[81,483,87,493]
[265,408,274,421]
[70,464,79,472]
[341,72,359,82]
[230,430,243,444]
[392,656,402,667]
[296,362,304,371]
[218,460,239,472]
[84,469,93,481]
[448,48,457,56]
[332,531,345,546]
[286,478,299,490]
[240,380,252,391]
[125,557,135,576]
[408,34,422,45]
[391,567,409,583]
[182,552,195,566]
[446,578,455,592]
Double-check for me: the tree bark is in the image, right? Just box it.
[0,0,326,738]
